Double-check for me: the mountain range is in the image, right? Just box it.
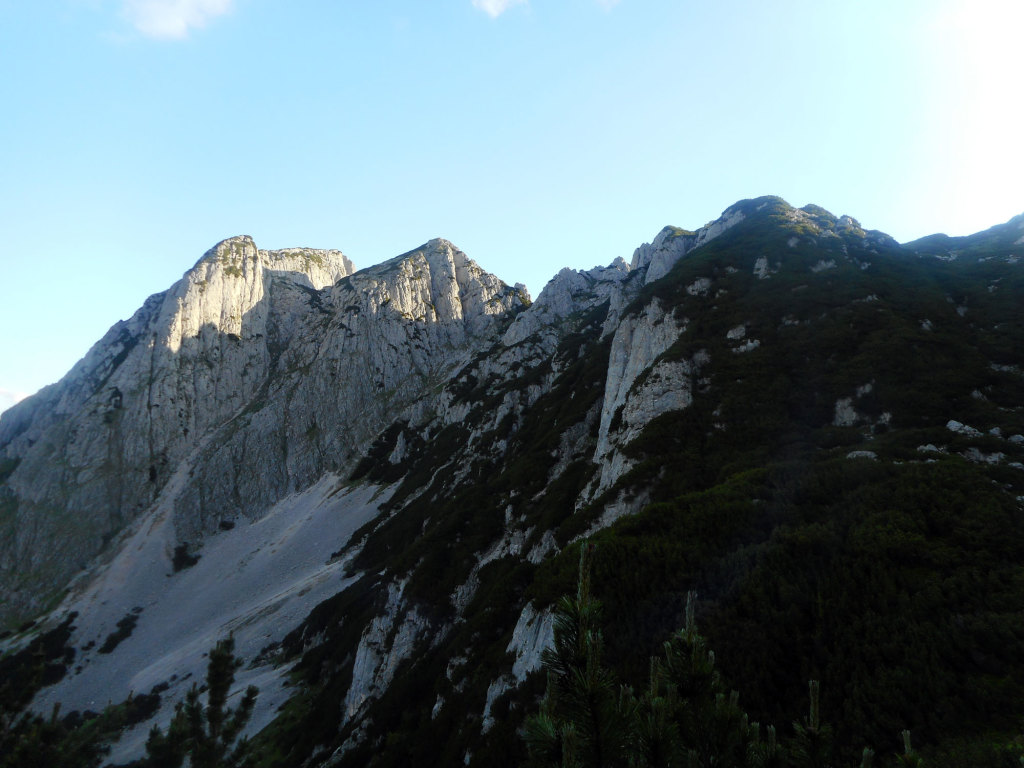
[2,196,1023,766]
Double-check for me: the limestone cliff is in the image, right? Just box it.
[0,236,525,626]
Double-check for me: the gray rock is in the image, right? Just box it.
[0,236,526,626]
[834,398,859,427]
[946,419,982,437]
[846,450,878,460]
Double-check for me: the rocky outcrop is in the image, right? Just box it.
[503,259,631,347]
[507,602,555,682]
[592,300,701,495]
[630,226,696,285]
[343,579,431,724]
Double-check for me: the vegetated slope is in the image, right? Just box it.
[255,197,1024,767]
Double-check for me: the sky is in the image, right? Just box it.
[1,0,1022,413]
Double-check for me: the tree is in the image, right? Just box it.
[789,681,833,768]
[525,546,759,768]
[650,593,753,767]
[143,636,258,768]
[523,544,942,767]
[0,636,110,768]
[892,731,922,768]
[525,544,635,768]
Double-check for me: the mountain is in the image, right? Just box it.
[2,197,1023,766]
[0,236,524,626]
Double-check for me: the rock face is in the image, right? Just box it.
[0,236,525,625]
[593,299,694,494]
[342,579,431,725]
[502,259,632,347]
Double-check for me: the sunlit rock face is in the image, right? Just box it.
[0,236,525,626]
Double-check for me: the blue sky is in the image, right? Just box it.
[1,0,1022,412]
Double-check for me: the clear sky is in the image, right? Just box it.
[1,0,1022,413]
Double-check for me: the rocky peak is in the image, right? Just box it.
[835,214,863,233]
[503,260,632,347]
[630,202,758,286]
[193,234,258,268]
[193,235,354,287]
[630,226,697,284]
[261,247,355,289]
[502,200,774,350]
[348,238,525,334]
